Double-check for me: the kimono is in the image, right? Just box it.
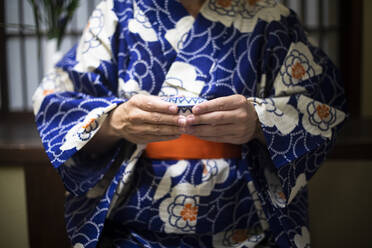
[32,0,347,247]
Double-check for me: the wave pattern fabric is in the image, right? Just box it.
[32,0,347,247]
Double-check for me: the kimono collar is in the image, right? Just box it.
[134,0,279,34]
[134,0,191,32]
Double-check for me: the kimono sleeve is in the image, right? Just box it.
[247,10,348,208]
[32,0,129,196]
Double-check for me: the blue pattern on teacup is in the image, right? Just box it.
[162,96,207,116]
[162,96,207,106]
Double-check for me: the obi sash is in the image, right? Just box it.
[145,134,241,160]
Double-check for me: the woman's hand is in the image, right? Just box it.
[184,94,265,144]
[82,94,183,154]
[107,94,183,144]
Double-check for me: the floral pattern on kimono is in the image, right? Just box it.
[33,0,347,247]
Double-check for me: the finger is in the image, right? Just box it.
[192,95,247,114]
[130,123,183,136]
[186,110,238,126]
[187,124,235,137]
[130,94,178,114]
[141,109,182,126]
[194,135,243,144]
[128,108,181,126]
[135,134,181,144]
[193,135,231,143]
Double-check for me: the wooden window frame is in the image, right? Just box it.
[0,0,9,114]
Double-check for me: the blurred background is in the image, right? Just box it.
[0,0,371,247]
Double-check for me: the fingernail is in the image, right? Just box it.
[193,106,200,114]
[169,105,177,113]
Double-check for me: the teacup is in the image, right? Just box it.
[162,96,207,116]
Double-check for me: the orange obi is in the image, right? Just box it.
[145,134,241,160]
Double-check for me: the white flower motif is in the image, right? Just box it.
[155,159,229,202]
[298,95,346,139]
[107,145,145,216]
[201,0,289,33]
[73,243,84,248]
[32,68,74,114]
[117,78,149,98]
[201,159,229,184]
[168,195,198,232]
[128,1,158,42]
[165,16,195,52]
[74,0,118,72]
[288,173,307,204]
[60,104,117,151]
[264,166,286,208]
[201,160,219,182]
[158,159,230,233]
[273,42,323,96]
[154,160,189,201]
[160,61,205,97]
[250,97,299,135]
[159,183,200,234]
[294,226,311,248]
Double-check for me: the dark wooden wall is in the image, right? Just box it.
[0,115,70,248]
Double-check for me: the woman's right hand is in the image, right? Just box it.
[106,94,184,144]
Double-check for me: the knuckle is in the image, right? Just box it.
[218,102,226,111]
[144,101,153,110]
[154,125,161,133]
[152,113,162,123]
[237,111,248,120]
[127,112,136,122]
[125,99,134,109]
[132,94,146,107]
[130,94,140,103]
[128,110,142,123]
[217,113,225,122]
[237,95,247,105]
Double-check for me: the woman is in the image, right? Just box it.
[33,0,347,247]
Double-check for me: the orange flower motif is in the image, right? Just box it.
[316,104,330,120]
[82,118,96,129]
[291,62,306,80]
[180,203,198,222]
[278,192,287,201]
[217,0,232,8]
[43,89,54,96]
[202,163,208,175]
[84,21,91,32]
[231,229,249,243]
[248,0,260,5]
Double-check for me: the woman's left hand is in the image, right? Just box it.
[183,94,264,144]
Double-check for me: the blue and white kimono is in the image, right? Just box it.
[32,0,347,247]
